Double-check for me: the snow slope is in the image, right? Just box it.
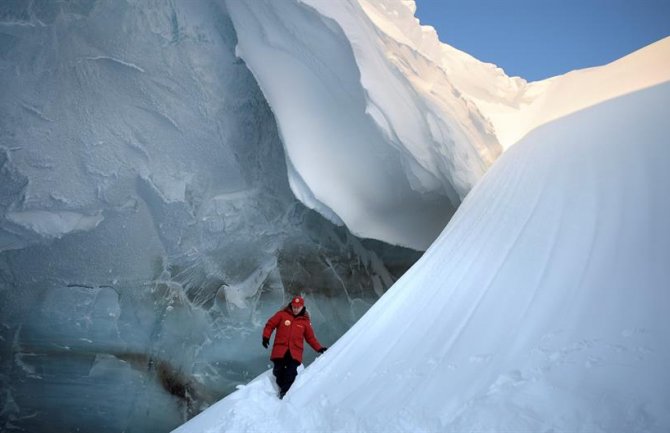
[174,82,670,432]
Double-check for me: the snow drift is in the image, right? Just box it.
[175,82,670,432]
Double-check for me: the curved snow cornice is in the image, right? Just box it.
[226,0,670,250]
[225,0,502,251]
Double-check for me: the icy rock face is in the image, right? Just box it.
[0,1,419,432]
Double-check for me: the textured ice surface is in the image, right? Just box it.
[0,1,420,432]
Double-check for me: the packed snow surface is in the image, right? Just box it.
[175,82,670,432]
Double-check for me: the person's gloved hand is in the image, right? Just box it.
[262,337,270,348]
[318,347,328,354]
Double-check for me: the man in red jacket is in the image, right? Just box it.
[262,295,327,399]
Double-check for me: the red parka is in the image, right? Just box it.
[263,306,323,363]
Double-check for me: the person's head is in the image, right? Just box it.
[290,296,304,315]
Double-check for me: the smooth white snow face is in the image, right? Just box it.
[174,82,670,433]
[226,0,670,250]
[485,36,670,148]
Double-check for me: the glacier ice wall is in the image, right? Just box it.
[0,1,421,432]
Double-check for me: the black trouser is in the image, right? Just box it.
[272,350,300,395]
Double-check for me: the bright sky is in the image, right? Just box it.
[414,0,670,81]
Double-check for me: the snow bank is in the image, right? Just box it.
[174,82,670,432]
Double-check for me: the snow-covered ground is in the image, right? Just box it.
[174,81,670,432]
